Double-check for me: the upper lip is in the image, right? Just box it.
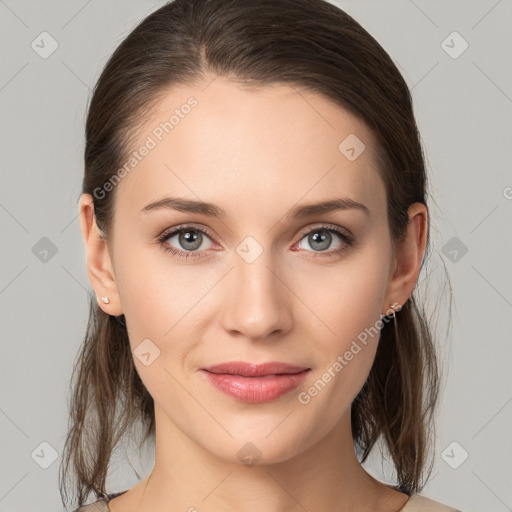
[202,361,310,377]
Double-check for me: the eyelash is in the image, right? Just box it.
[157,223,354,260]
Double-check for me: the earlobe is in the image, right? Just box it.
[78,193,123,316]
[381,202,428,315]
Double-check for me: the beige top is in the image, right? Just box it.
[73,491,463,511]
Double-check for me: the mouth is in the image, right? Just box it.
[200,361,311,403]
[201,361,310,377]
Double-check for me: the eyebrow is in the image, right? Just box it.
[140,196,370,219]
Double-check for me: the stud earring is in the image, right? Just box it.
[101,296,110,304]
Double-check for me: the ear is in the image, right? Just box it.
[78,193,123,316]
[381,202,428,316]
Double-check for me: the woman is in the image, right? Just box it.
[59,0,462,510]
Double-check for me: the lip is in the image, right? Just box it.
[200,361,311,403]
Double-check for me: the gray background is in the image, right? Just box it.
[1,1,511,511]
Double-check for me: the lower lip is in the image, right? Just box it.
[201,369,310,403]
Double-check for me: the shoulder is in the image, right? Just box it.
[72,491,127,512]
[402,494,463,512]
[72,497,109,512]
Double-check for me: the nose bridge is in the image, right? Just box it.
[221,240,292,340]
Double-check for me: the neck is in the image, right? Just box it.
[120,405,408,512]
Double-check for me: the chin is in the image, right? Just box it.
[200,429,309,467]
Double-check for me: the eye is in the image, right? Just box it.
[157,225,215,259]
[157,223,354,260]
[294,224,354,257]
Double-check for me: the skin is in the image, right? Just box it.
[79,76,427,512]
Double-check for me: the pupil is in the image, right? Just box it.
[181,230,201,250]
[310,230,330,251]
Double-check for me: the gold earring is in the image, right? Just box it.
[390,303,400,321]
[101,296,110,304]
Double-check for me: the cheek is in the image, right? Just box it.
[113,245,220,392]
[296,246,390,344]
[293,247,391,403]
[114,240,206,338]
[113,256,200,412]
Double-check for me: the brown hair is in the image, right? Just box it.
[59,0,450,508]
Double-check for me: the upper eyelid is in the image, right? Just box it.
[296,224,351,239]
[159,223,216,243]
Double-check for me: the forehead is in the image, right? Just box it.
[114,77,386,219]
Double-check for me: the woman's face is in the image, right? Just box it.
[84,76,414,464]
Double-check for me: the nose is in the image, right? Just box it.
[220,246,293,341]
